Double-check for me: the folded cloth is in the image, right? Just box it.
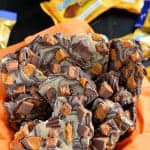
[0,19,149,150]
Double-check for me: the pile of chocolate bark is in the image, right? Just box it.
[0,33,146,150]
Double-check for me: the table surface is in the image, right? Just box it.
[0,0,149,66]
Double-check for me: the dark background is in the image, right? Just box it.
[0,0,138,45]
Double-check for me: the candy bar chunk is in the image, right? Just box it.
[67,66,79,79]
[91,63,103,75]
[60,102,72,117]
[23,63,36,77]
[99,123,111,136]
[18,63,46,85]
[6,60,18,72]
[50,63,61,73]
[65,122,73,144]
[93,100,108,122]
[22,136,42,150]
[16,101,34,115]
[1,73,15,85]
[55,48,69,62]
[98,81,113,98]
[60,84,71,96]
[92,137,109,150]
[0,54,17,72]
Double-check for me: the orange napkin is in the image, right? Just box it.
[0,19,150,150]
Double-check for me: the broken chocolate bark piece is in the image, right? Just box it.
[39,74,98,107]
[49,96,94,149]
[13,97,93,150]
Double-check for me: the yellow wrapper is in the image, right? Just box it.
[115,0,144,14]
[40,0,120,24]
[146,66,150,81]
[0,10,17,49]
[143,11,150,29]
[122,28,150,60]
[0,19,16,48]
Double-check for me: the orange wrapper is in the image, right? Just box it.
[0,19,150,150]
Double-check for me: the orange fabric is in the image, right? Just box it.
[0,19,150,150]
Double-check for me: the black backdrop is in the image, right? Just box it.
[1,0,150,66]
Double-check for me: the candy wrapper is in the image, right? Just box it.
[40,0,119,24]
[115,0,144,14]
[0,10,17,49]
[135,0,150,28]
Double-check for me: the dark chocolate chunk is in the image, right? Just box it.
[92,137,109,150]
[16,101,34,115]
